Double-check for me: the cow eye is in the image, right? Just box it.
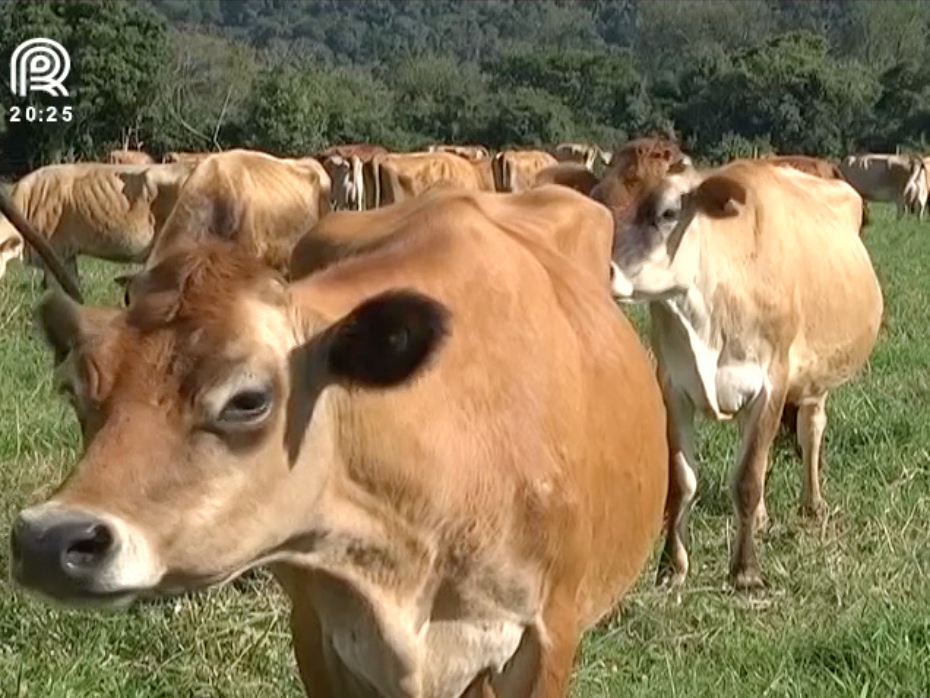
[659,205,679,223]
[219,387,273,424]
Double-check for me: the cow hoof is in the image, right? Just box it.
[729,568,767,592]
[655,565,687,591]
[799,500,826,522]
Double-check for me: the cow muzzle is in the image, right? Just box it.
[10,505,161,606]
[609,261,635,301]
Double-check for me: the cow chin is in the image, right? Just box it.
[610,260,687,304]
[10,504,165,609]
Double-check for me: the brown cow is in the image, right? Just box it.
[532,162,601,196]
[367,151,495,207]
[609,157,883,591]
[317,145,390,209]
[761,154,871,443]
[426,144,491,161]
[106,149,155,165]
[491,150,559,193]
[13,197,668,696]
[552,142,611,170]
[140,149,332,277]
[291,184,616,291]
[590,137,685,220]
[761,154,842,180]
[317,143,389,161]
[163,151,212,165]
[0,162,192,283]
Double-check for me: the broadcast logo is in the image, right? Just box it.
[10,38,71,98]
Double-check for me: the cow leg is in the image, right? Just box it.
[729,378,787,591]
[491,595,579,698]
[656,383,698,589]
[797,396,828,520]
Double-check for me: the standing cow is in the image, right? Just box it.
[12,186,669,696]
[492,150,559,193]
[839,153,927,219]
[317,144,389,211]
[0,162,192,284]
[609,157,883,591]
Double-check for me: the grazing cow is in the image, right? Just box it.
[106,149,155,165]
[0,162,192,283]
[139,149,332,278]
[532,162,601,196]
[491,150,559,193]
[426,144,491,161]
[839,153,926,219]
[13,202,668,696]
[163,151,212,166]
[590,137,685,220]
[367,151,495,207]
[552,142,610,170]
[609,158,883,591]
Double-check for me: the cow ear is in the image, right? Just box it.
[321,289,451,389]
[692,175,746,218]
[36,292,120,366]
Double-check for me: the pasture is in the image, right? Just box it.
[0,203,928,697]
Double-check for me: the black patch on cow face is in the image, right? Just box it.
[323,289,451,389]
[612,184,682,266]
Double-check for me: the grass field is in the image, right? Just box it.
[1,203,929,697]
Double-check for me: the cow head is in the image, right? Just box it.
[10,239,451,608]
[610,157,746,302]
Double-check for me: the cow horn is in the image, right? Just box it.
[0,187,83,303]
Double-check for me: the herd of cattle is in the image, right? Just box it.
[0,134,905,696]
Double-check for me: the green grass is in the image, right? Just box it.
[1,203,929,697]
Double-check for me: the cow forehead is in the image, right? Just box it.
[74,298,294,405]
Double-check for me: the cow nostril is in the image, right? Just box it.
[63,523,114,571]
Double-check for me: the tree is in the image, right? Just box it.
[381,55,492,145]
[675,31,878,158]
[0,0,170,174]
[481,87,576,149]
[235,64,399,155]
[150,32,259,155]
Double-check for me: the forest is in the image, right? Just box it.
[2,0,930,176]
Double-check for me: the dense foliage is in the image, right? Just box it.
[2,0,930,175]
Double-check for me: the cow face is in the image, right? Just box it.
[10,241,450,608]
[610,161,746,301]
